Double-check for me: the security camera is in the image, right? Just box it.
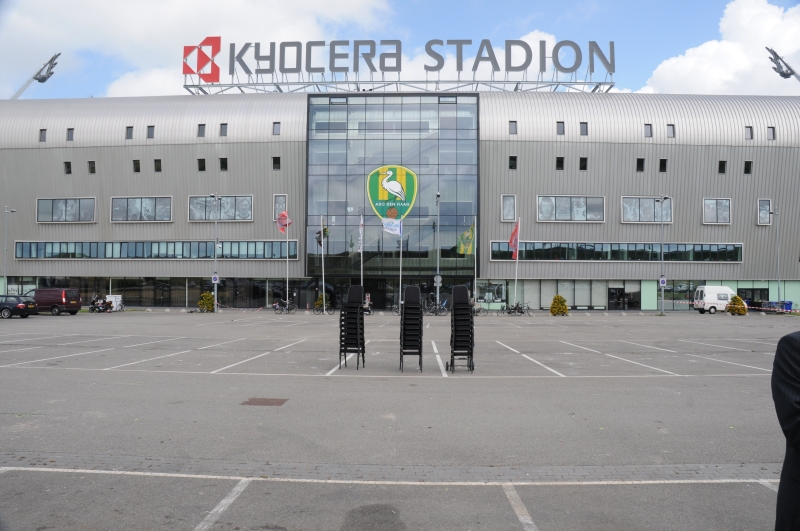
[436,191,441,198]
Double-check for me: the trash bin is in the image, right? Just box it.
[784,301,793,311]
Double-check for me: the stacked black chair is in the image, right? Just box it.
[399,286,423,372]
[339,285,366,369]
[448,285,474,373]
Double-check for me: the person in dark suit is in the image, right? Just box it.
[772,331,800,530]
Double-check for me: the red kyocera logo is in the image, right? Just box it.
[183,37,221,83]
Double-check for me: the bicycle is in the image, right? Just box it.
[313,303,336,315]
[472,303,488,316]
[273,299,297,314]
[392,303,402,316]
[427,298,449,316]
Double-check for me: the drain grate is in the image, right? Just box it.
[241,398,288,406]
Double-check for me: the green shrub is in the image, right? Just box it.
[198,292,215,312]
[726,294,747,315]
[550,294,569,316]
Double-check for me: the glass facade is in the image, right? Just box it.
[491,242,743,262]
[306,94,478,279]
[15,241,298,260]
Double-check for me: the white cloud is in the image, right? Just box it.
[639,0,800,95]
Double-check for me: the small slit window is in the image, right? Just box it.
[147,125,154,139]
[579,157,588,171]
[667,124,675,138]
[718,161,727,174]
[272,157,281,170]
[744,126,753,140]
[556,122,565,135]
[64,162,72,175]
[220,123,228,136]
[198,124,206,137]
[509,121,517,135]
[501,195,516,222]
[220,158,228,171]
[744,160,752,175]
[659,159,667,173]
[273,122,281,135]
[154,159,162,172]
[198,159,206,172]
[133,160,140,173]
[580,122,588,136]
[125,126,133,140]
[88,161,96,174]
[767,126,776,140]
[67,128,74,141]
[556,157,564,171]
[509,156,517,170]
[39,129,46,142]
[636,158,645,172]
[644,124,652,138]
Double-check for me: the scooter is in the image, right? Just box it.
[88,295,102,313]
[363,300,373,316]
[100,298,114,313]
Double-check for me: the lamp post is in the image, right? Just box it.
[4,206,16,294]
[209,194,222,313]
[435,191,441,306]
[655,196,670,316]
[770,205,782,310]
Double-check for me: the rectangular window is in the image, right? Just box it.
[147,125,154,139]
[745,126,753,140]
[198,158,206,172]
[273,194,287,220]
[125,126,133,140]
[219,158,228,171]
[767,126,776,140]
[273,122,281,135]
[88,161,96,174]
[667,124,675,138]
[154,159,162,172]
[220,123,228,136]
[133,160,140,173]
[272,156,281,170]
[580,122,588,136]
[659,159,667,173]
[198,124,205,137]
[509,121,517,134]
[189,195,252,221]
[556,121,564,135]
[718,160,727,174]
[64,162,72,175]
[636,158,645,172]
[579,157,588,171]
[744,160,752,174]
[492,241,741,262]
[537,196,604,222]
[67,128,74,141]
[39,129,46,142]
[37,198,95,223]
[556,157,564,171]
[644,124,652,138]
[509,156,517,170]
[622,196,672,223]
[758,199,771,225]
[111,197,171,222]
[501,195,516,222]
[703,198,731,224]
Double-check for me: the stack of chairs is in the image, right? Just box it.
[399,286,423,372]
[449,285,474,373]
[339,285,366,369]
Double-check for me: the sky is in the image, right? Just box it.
[0,0,798,99]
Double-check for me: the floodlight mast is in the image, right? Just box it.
[766,48,800,83]
[10,53,61,100]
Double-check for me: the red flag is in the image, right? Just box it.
[508,219,519,260]
[276,211,292,234]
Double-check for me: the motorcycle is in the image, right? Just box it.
[363,300,373,316]
[90,295,114,313]
[100,299,114,313]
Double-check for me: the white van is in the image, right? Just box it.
[693,285,737,314]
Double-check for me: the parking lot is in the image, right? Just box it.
[0,310,790,530]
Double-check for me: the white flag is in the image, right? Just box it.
[357,216,363,252]
[382,218,402,236]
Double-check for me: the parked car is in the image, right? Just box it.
[25,288,82,315]
[0,295,37,318]
[693,285,737,314]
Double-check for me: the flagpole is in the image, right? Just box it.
[285,216,289,307]
[320,215,325,312]
[473,221,477,301]
[360,215,364,287]
[513,217,520,307]
[399,224,403,305]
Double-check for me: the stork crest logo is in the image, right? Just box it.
[183,36,221,83]
[366,165,418,220]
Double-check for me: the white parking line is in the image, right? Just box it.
[559,341,601,353]
[521,354,566,377]
[503,484,539,531]
[60,336,130,346]
[0,348,115,367]
[495,341,519,353]
[211,352,271,373]
[759,480,779,492]
[619,340,676,353]
[685,353,771,372]
[104,350,192,370]
[604,354,679,376]
[731,339,777,346]
[435,354,448,377]
[194,478,252,531]
[678,340,751,352]
[0,334,73,345]
[197,338,248,350]
[273,339,306,351]
[122,337,185,348]
[431,341,439,354]
[0,346,44,354]
[326,353,354,376]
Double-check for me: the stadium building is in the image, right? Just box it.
[0,91,798,311]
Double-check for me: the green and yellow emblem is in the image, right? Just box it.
[366,165,418,220]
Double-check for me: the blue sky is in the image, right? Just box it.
[1,0,799,99]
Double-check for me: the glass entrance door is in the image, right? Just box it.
[608,288,626,310]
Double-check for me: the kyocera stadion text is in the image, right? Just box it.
[228,40,615,75]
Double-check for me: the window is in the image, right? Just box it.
[718,161,727,174]
[509,156,517,170]
[537,196,604,222]
[147,125,155,139]
[501,195,516,222]
[272,156,281,170]
[644,124,652,138]
[39,129,46,142]
[744,160,752,175]
[636,158,645,172]
[758,199,771,225]
[667,124,675,138]
[220,158,228,171]
[154,159,162,172]
[189,195,252,221]
[133,160,140,173]
[88,161,96,174]
[580,122,588,136]
[556,121,565,135]
[579,157,588,171]
[659,159,667,173]
[63,162,72,175]
[556,157,564,171]
[111,197,172,222]
[67,128,74,141]
[198,159,206,172]
[490,241,741,262]
[220,123,228,136]
[273,194,287,220]
[125,126,133,140]
[703,198,731,224]
[198,124,205,137]
[509,121,517,135]
[745,126,753,140]
[621,196,672,223]
[717,293,729,301]
[273,122,281,135]
[767,126,776,140]
[37,198,95,223]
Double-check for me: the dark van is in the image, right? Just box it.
[27,288,82,315]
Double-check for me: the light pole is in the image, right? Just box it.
[655,196,669,316]
[435,191,441,306]
[4,206,16,294]
[209,194,222,313]
[770,205,782,310]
